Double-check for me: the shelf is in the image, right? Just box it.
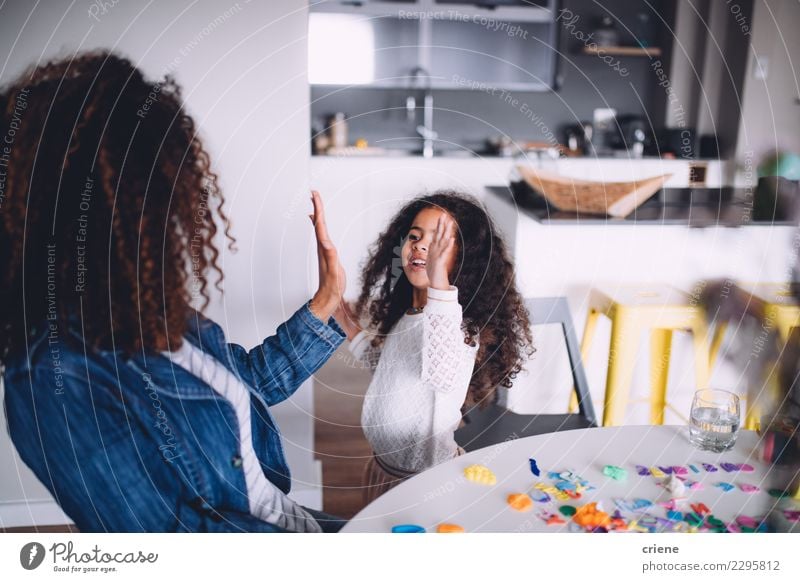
[581,46,662,57]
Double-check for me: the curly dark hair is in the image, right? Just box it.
[354,191,534,407]
[0,51,233,358]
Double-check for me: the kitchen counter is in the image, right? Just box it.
[483,181,797,428]
[487,185,795,227]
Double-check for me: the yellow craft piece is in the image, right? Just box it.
[437,523,465,533]
[463,464,497,485]
[532,482,569,501]
[649,467,665,478]
[507,493,533,512]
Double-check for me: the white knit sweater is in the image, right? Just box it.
[350,286,479,473]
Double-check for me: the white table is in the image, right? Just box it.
[342,426,798,533]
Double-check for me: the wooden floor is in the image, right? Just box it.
[313,348,373,519]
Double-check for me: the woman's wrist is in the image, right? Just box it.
[309,292,339,322]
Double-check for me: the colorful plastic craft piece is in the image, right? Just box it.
[529,458,541,477]
[537,510,565,526]
[507,493,534,512]
[528,489,551,503]
[649,466,666,478]
[636,465,651,476]
[702,463,718,472]
[559,505,577,517]
[768,488,790,499]
[740,484,760,494]
[436,523,465,533]
[661,475,686,496]
[783,510,800,522]
[602,465,628,481]
[615,498,654,513]
[572,502,611,528]
[715,482,735,492]
[659,498,686,511]
[392,524,426,533]
[691,503,710,516]
[463,464,496,486]
[666,510,683,521]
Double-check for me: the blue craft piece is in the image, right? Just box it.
[635,465,650,476]
[637,516,659,532]
[715,482,735,492]
[666,510,683,521]
[555,481,577,491]
[720,462,739,472]
[689,464,700,473]
[614,498,653,513]
[547,471,562,480]
[529,489,551,503]
[658,466,674,475]
[529,458,541,477]
[392,524,426,533]
[702,463,718,472]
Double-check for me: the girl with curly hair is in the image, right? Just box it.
[334,192,534,503]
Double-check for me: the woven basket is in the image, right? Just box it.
[517,166,672,218]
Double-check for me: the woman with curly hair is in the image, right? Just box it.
[334,192,534,502]
[0,52,347,532]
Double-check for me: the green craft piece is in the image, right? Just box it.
[559,505,577,517]
[768,488,790,499]
[706,515,725,528]
[684,512,703,526]
[741,526,755,533]
[602,465,628,481]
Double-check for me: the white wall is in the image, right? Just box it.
[735,0,800,163]
[0,0,322,526]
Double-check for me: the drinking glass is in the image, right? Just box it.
[689,389,741,452]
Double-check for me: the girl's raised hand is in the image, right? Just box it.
[425,212,457,291]
[309,190,346,321]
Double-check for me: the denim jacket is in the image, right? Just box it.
[3,303,345,532]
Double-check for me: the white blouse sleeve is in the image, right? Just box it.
[422,286,479,394]
[348,329,383,371]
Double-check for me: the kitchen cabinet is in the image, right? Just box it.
[308,0,559,90]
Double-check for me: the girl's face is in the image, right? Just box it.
[401,207,458,289]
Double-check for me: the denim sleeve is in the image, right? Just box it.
[225,302,346,406]
[4,368,287,533]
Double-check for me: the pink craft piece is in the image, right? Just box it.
[736,516,758,528]
[740,464,755,473]
[739,484,760,494]
[659,498,686,511]
[783,510,800,522]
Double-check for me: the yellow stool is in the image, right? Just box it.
[572,285,711,426]
[708,282,800,430]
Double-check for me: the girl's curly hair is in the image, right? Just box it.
[354,191,534,407]
[0,51,234,358]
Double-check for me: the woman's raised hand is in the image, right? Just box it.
[425,212,457,291]
[309,190,346,322]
